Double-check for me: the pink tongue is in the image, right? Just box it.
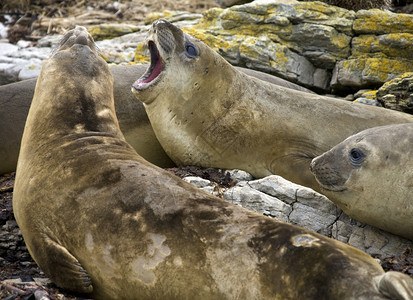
[142,55,162,83]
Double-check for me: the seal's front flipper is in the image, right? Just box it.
[34,235,93,294]
[375,271,413,300]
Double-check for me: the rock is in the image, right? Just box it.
[247,175,340,236]
[175,2,413,92]
[214,0,253,8]
[352,33,413,60]
[16,40,32,48]
[226,169,254,181]
[36,35,62,48]
[0,43,50,84]
[34,289,51,300]
[183,176,212,188]
[88,24,142,41]
[18,60,43,81]
[331,57,413,91]
[180,0,355,90]
[144,10,203,26]
[96,31,148,64]
[0,42,18,56]
[376,72,413,113]
[353,97,381,106]
[301,0,391,11]
[184,172,413,258]
[223,183,292,222]
[353,9,413,35]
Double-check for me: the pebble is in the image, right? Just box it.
[183,176,212,188]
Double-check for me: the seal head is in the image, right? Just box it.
[132,19,214,104]
[310,123,413,240]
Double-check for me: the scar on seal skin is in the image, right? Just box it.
[13,25,413,299]
[311,123,413,240]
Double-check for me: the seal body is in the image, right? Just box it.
[132,20,413,192]
[0,61,308,175]
[13,26,413,299]
[310,123,413,240]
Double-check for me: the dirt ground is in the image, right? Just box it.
[1,0,413,299]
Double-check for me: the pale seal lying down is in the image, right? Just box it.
[132,19,413,193]
[310,123,413,240]
[13,26,413,299]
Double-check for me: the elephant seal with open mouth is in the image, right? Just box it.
[132,19,413,192]
[13,26,413,299]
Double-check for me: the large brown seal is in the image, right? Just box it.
[131,19,413,192]
[310,123,413,240]
[13,26,413,299]
[0,55,308,175]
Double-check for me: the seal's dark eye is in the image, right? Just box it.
[349,148,365,167]
[185,43,198,58]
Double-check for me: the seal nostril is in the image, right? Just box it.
[75,35,88,45]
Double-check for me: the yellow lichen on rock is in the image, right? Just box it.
[182,27,234,52]
[363,58,413,82]
[342,58,413,84]
[134,42,150,63]
[359,90,377,100]
[88,24,141,41]
[195,7,223,30]
[354,9,413,34]
[352,33,413,60]
[145,11,174,24]
[379,72,413,90]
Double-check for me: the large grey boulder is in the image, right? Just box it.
[185,172,413,258]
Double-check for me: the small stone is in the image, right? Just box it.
[183,176,212,188]
[16,40,32,48]
[353,97,380,106]
[200,186,217,195]
[34,289,51,300]
[0,42,18,56]
[225,169,254,182]
[33,278,52,286]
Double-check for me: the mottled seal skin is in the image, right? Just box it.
[310,123,413,240]
[13,26,413,299]
[0,57,308,175]
[131,19,413,192]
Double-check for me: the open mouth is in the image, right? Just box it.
[133,41,162,90]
